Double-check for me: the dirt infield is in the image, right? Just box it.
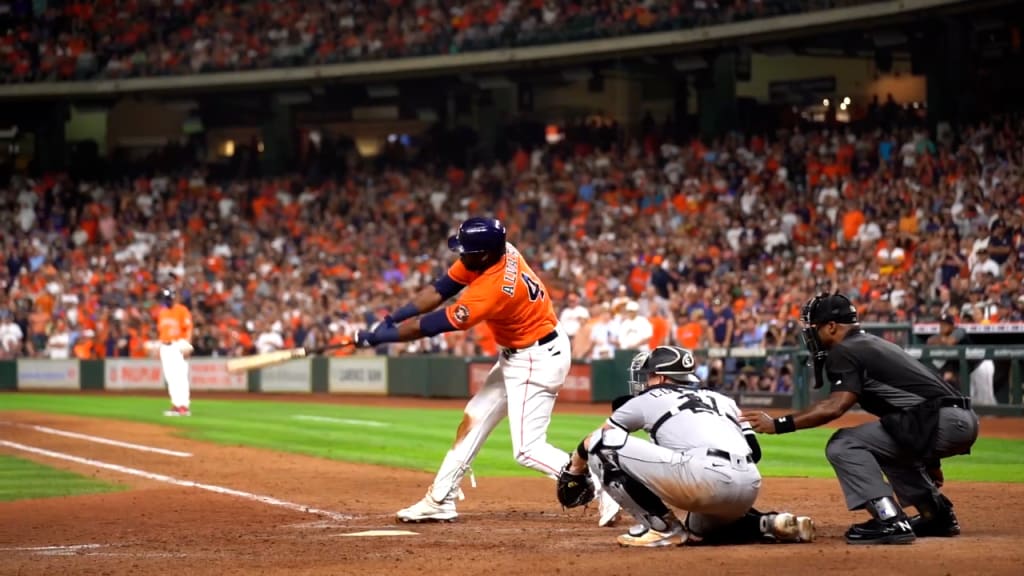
[2,398,1023,576]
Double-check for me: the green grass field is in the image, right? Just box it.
[2,394,1023,483]
[0,454,125,501]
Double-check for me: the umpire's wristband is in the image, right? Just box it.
[773,415,797,434]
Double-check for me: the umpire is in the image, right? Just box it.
[742,292,978,545]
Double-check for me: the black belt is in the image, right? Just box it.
[940,397,971,410]
[503,329,558,355]
[707,448,754,464]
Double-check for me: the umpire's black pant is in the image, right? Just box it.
[825,407,979,511]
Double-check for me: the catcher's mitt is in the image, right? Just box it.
[556,464,595,508]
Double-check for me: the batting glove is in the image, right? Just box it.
[355,330,378,348]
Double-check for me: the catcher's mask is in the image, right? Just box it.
[628,345,700,395]
[800,292,859,385]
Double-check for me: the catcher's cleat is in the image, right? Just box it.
[597,489,622,527]
[617,522,683,548]
[767,513,816,543]
[396,495,457,523]
[845,518,915,545]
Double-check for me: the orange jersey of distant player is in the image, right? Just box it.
[157,304,193,343]
[444,243,557,349]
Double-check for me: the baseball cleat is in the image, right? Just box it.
[163,406,191,417]
[396,495,458,523]
[845,518,916,545]
[597,491,622,527]
[768,513,816,543]
[616,523,683,548]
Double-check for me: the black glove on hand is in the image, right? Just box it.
[556,464,595,509]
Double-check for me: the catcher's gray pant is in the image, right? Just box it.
[588,435,761,536]
[825,407,979,511]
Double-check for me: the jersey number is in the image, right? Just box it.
[675,392,721,416]
[521,273,545,302]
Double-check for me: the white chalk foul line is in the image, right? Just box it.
[20,424,192,458]
[3,544,104,553]
[292,415,389,427]
[0,440,351,521]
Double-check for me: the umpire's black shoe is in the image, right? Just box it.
[845,518,916,545]
[909,510,961,537]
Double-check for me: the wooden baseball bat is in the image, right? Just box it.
[225,341,354,373]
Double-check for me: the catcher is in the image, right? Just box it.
[557,345,815,547]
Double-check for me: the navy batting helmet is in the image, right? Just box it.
[628,345,700,395]
[447,217,506,254]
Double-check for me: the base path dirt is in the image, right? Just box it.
[1,397,1023,576]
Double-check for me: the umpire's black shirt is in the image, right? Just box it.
[825,330,961,417]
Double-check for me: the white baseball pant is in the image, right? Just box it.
[426,326,571,503]
[160,340,191,409]
[588,434,762,536]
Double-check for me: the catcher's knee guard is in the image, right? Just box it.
[588,433,670,527]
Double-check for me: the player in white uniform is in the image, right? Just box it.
[560,346,815,547]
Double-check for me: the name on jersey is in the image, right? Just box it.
[501,247,520,298]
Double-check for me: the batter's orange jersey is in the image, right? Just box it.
[157,304,193,343]
[444,243,558,349]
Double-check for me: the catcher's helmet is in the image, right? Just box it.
[158,287,176,306]
[628,345,700,395]
[447,217,506,254]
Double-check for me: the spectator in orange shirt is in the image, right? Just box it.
[73,329,98,359]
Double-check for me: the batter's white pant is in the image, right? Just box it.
[970,360,996,405]
[426,326,571,503]
[160,341,191,409]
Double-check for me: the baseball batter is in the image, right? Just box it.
[356,217,617,524]
[558,346,814,547]
[157,288,194,417]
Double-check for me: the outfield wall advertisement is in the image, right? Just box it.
[17,359,79,390]
[189,358,247,391]
[105,359,163,390]
[328,357,387,394]
[261,358,312,392]
[467,361,592,402]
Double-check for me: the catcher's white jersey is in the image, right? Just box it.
[609,386,751,456]
[590,385,761,535]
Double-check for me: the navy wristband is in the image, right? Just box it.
[391,303,419,324]
[773,415,797,434]
[373,323,400,344]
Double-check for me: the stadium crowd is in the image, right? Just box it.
[1,116,1023,395]
[1,0,867,82]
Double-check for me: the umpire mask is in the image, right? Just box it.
[800,292,859,370]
